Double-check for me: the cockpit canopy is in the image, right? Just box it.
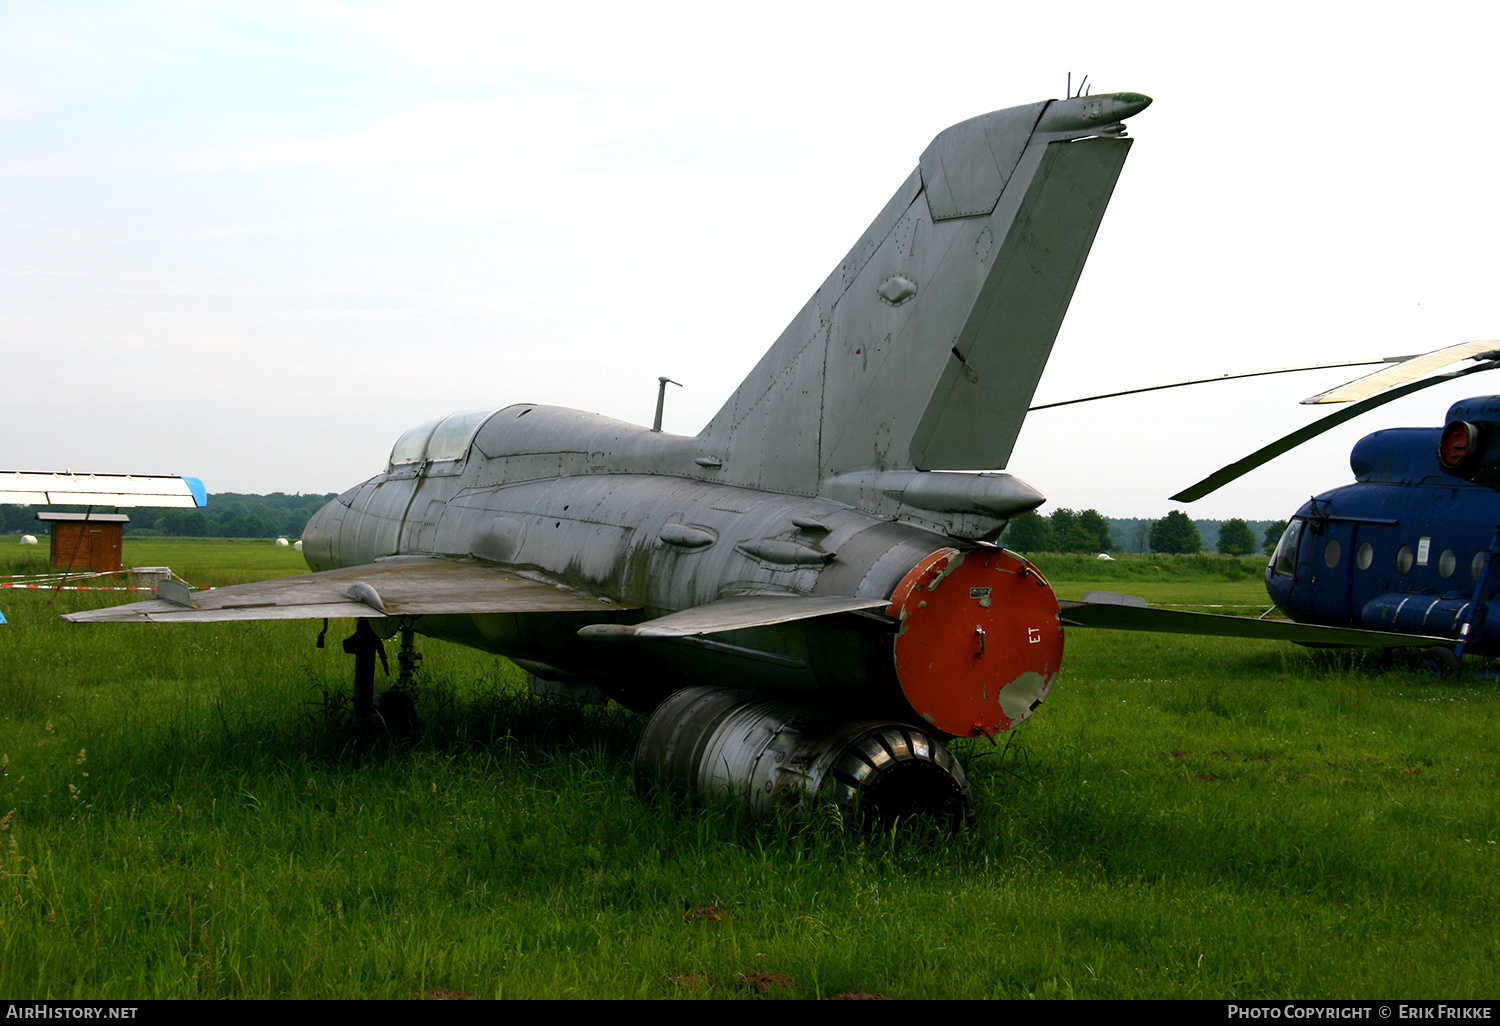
[388,408,500,471]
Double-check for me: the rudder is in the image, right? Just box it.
[697,92,1150,496]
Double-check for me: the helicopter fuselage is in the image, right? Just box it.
[1268,400,1500,654]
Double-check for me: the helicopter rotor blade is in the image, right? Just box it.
[1301,339,1500,404]
[1027,357,1403,412]
[1171,361,1500,503]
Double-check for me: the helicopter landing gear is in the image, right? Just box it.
[1419,645,1462,678]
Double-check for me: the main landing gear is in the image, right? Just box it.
[1419,645,1463,679]
[330,618,422,744]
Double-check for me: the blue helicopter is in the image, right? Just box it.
[1166,341,1500,672]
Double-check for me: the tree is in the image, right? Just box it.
[1048,508,1114,553]
[1075,509,1114,553]
[1150,510,1202,554]
[0,505,34,533]
[1263,519,1289,556]
[1048,508,1087,552]
[1217,518,1257,556]
[1132,520,1151,554]
[153,508,207,537]
[1004,508,1114,553]
[1002,511,1054,552]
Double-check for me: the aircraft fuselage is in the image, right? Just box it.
[302,404,1065,731]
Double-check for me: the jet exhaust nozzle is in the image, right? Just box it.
[634,686,971,826]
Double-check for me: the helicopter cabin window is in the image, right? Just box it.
[1439,549,1457,578]
[1474,552,1487,581]
[1323,539,1341,568]
[1271,519,1303,577]
[1356,542,1373,570]
[1396,545,1414,574]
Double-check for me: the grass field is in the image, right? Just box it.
[1,540,1497,999]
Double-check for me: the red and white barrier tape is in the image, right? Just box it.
[1,570,203,592]
[0,583,166,592]
[3,572,110,580]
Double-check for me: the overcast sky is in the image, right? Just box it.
[5,1,1499,521]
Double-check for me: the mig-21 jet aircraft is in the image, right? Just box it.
[70,90,1437,822]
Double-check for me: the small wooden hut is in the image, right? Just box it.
[34,512,130,573]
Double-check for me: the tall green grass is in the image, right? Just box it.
[1,540,1496,998]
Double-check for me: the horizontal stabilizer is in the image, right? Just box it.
[1,472,207,507]
[1059,599,1449,647]
[64,556,631,623]
[1078,590,1147,607]
[577,594,889,640]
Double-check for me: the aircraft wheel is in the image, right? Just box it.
[372,688,420,741]
[1419,646,1462,678]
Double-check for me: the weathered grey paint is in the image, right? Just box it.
[70,94,1152,731]
[67,556,624,623]
[700,92,1148,495]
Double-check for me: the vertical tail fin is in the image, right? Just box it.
[699,92,1150,495]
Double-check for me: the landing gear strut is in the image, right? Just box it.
[338,618,421,742]
[376,624,422,740]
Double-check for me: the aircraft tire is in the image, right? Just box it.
[373,688,420,741]
[1419,646,1463,679]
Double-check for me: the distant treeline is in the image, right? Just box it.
[1000,508,1286,556]
[0,492,338,540]
[3,494,1285,553]
[1104,517,1284,555]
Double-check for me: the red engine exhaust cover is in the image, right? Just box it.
[885,548,1064,738]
